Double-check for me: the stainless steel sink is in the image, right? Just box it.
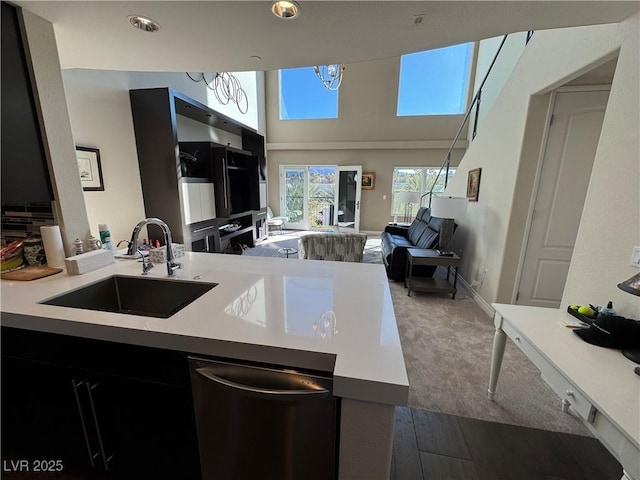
[41,275,217,318]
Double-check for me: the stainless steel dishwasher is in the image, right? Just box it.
[188,356,338,480]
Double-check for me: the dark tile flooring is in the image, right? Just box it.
[3,408,622,480]
[391,407,623,480]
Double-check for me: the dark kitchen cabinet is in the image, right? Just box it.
[1,356,91,473]
[1,327,201,480]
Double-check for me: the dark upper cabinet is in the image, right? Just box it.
[242,129,267,181]
[213,145,260,217]
[130,87,266,248]
[178,141,214,180]
[179,142,260,219]
[1,2,54,204]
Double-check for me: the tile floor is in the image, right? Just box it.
[391,407,623,480]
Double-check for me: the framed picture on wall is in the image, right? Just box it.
[361,172,375,190]
[76,146,104,191]
[467,168,481,201]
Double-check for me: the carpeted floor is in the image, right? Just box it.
[388,277,588,435]
[244,232,589,436]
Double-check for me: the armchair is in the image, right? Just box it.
[267,207,288,236]
[299,233,368,262]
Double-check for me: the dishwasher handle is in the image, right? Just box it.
[195,367,329,399]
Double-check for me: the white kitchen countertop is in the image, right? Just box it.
[1,253,409,406]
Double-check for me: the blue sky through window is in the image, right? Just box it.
[397,43,473,116]
[279,67,338,120]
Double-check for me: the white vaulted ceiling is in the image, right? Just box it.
[15,1,640,72]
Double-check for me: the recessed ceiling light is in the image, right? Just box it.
[128,15,161,33]
[271,1,301,20]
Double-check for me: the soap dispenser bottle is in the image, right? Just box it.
[98,224,114,250]
[601,301,616,316]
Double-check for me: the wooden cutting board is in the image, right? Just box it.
[1,265,63,281]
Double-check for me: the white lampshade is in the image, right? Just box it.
[396,191,421,204]
[431,196,467,219]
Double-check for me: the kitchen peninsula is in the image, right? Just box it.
[1,254,408,479]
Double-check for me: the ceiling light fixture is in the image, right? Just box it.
[128,15,161,33]
[314,64,345,91]
[185,72,249,114]
[271,1,301,19]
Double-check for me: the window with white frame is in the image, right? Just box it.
[391,167,457,220]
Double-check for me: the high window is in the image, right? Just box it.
[397,43,473,116]
[391,167,457,219]
[279,67,339,120]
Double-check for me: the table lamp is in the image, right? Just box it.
[431,196,468,256]
[617,272,640,364]
[396,191,421,223]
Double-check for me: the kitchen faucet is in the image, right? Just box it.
[127,218,181,277]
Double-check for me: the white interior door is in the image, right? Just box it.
[336,166,362,232]
[517,89,609,307]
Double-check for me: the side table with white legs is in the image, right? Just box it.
[488,303,639,480]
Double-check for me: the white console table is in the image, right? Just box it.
[488,304,639,480]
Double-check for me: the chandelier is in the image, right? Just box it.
[185,72,248,114]
[313,64,345,91]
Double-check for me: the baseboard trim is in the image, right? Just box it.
[458,276,495,318]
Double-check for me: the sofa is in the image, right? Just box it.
[299,232,368,262]
[381,207,446,281]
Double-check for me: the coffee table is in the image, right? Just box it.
[277,247,298,258]
[405,248,461,299]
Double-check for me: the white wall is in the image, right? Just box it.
[562,12,640,318]
[444,16,639,318]
[265,55,469,231]
[22,10,90,255]
[266,56,465,143]
[62,69,263,243]
[467,32,527,139]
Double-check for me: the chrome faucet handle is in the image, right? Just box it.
[168,261,181,276]
[137,247,154,275]
[142,262,154,275]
